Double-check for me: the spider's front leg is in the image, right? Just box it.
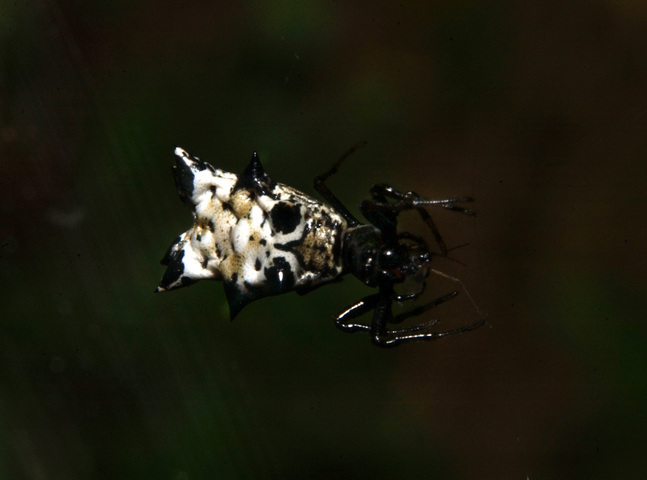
[361,184,475,254]
[369,184,476,216]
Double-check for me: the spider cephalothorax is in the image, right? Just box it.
[157,144,484,346]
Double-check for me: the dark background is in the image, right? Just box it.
[2,1,646,478]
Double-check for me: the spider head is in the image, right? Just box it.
[376,240,431,286]
[342,226,432,288]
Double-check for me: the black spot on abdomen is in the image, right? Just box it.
[270,203,302,234]
[264,256,295,291]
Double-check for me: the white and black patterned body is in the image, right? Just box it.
[157,148,348,318]
[157,145,484,346]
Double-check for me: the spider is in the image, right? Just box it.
[156,143,485,347]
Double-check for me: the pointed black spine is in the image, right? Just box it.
[234,152,277,198]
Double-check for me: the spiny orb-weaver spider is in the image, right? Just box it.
[156,143,485,347]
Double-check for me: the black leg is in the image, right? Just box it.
[360,184,474,255]
[369,184,476,216]
[415,205,448,257]
[393,288,425,303]
[334,293,380,333]
[368,285,484,347]
[386,269,487,344]
[376,316,486,346]
[369,288,395,347]
[391,290,458,323]
[314,141,367,227]
[335,287,484,346]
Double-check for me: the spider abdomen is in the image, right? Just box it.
[157,148,348,318]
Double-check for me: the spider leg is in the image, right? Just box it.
[369,288,396,346]
[369,286,484,347]
[391,269,486,338]
[364,184,475,255]
[335,287,484,346]
[391,269,487,342]
[394,288,425,303]
[415,205,448,257]
[370,185,443,252]
[391,290,458,323]
[313,141,367,227]
[370,184,476,216]
[334,287,444,333]
[334,293,380,333]
[380,316,486,346]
